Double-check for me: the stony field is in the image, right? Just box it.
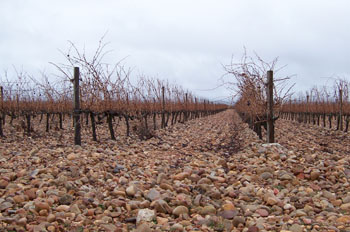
[1,109,350,232]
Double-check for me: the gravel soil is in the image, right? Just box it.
[1,109,350,231]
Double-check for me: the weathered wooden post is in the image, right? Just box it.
[124,93,130,137]
[185,93,188,122]
[0,86,3,137]
[153,98,157,130]
[266,70,274,143]
[306,95,310,124]
[339,88,343,131]
[161,86,165,128]
[73,67,81,145]
[195,97,198,118]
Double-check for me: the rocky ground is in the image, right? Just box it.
[1,109,350,231]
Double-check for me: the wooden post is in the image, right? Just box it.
[125,94,130,136]
[195,97,197,118]
[266,70,274,143]
[161,86,165,128]
[90,112,97,141]
[340,88,343,131]
[153,98,157,130]
[185,93,188,122]
[306,95,309,123]
[0,86,3,137]
[73,67,81,145]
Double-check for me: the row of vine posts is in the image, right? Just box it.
[280,86,349,132]
[0,78,225,144]
[51,67,227,146]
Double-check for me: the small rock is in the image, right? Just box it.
[113,165,125,173]
[219,210,238,219]
[101,224,117,232]
[198,178,212,185]
[17,217,27,226]
[0,201,13,211]
[289,224,303,232]
[157,217,169,225]
[256,208,269,217]
[152,199,171,214]
[173,172,189,180]
[200,205,216,215]
[280,173,293,180]
[248,226,260,232]
[145,188,161,201]
[157,173,166,184]
[29,169,39,178]
[172,206,189,216]
[126,185,137,197]
[70,204,81,214]
[13,195,27,204]
[47,214,56,222]
[135,223,152,232]
[337,216,350,224]
[170,223,184,231]
[342,195,350,204]
[0,179,9,189]
[260,172,273,180]
[266,196,279,205]
[47,226,55,232]
[340,203,350,211]
[310,170,320,180]
[24,188,37,200]
[283,203,293,210]
[302,218,312,224]
[59,194,73,205]
[34,200,50,211]
[233,216,245,227]
[39,209,48,216]
[136,209,155,224]
[56,205,70,212]
[222,203,235,211]
[67,153,78,160]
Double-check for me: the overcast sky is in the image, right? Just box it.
[1,0,349,102]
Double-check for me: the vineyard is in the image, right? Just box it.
[0,43,227,143]
[2,48,350,231]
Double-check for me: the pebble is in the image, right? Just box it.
[310,170,320,180]
[173,172,189,180]
[135,223,152,232]
[260,172,273,180]
[126,185,137,196]
[101,224,117,232]
[34,200,50,211]
[145,188,161,201]
[152,199,172,214]
[170,223,184,231]
[136,209,155,224]
[220,210,238,219]
[59,194,73,205]
[56,205,70,212]
[0,179,9,189]
[341,203,350,211]
[0,202,13,211]
[172,206,189,216]
[289,224,303,232]
[233,216,245,227]
[67,153,78,160]
[256,208,269,217]
[200,205,216,215]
